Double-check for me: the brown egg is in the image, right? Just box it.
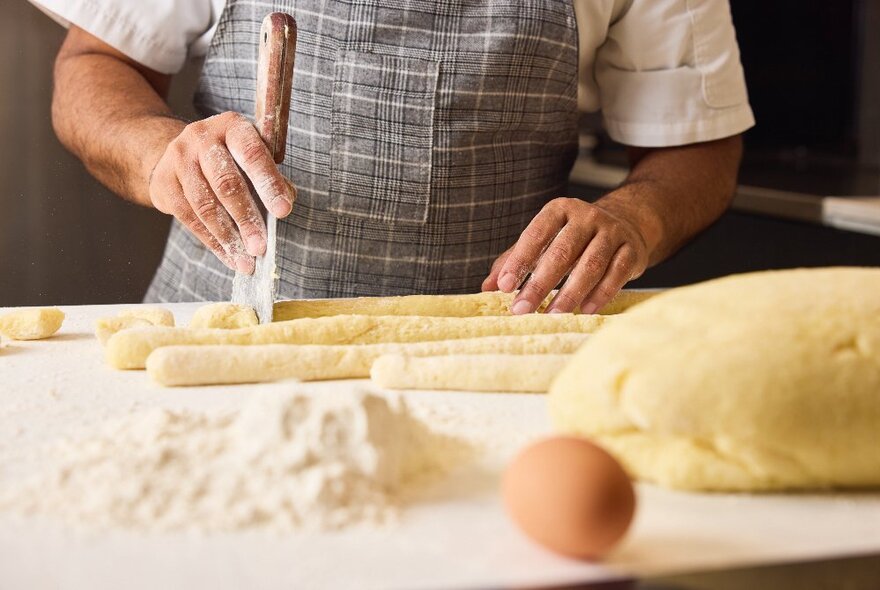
[502,436,636,560]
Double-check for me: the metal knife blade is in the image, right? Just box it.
[231,12,297,323]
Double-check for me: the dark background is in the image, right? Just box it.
[2,0,879,306]
[733,2,862,157]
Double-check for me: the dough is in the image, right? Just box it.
[273,290,654,320]
[107,313,606,370]
[189,303,258,329]
[146,333,590,386]
[95,306,175,345]
[118,307,175,327]
[0,308,65,340]
[548,267,880,491]
[95,317,153,346]
[594,290,657,315]
[371,354,571,393]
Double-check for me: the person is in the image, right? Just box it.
[33,0,753,314]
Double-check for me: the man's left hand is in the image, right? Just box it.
[482,197,650,314]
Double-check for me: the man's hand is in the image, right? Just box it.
[51,27,296,275]
[482,198,649,314]
[483,136,743,314]
[149,112,296,274]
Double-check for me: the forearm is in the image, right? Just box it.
[52,27,183,207]
[597,135,743,265]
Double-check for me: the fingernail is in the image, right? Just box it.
[235,256,255,275]
[547,307,566,314]
[498,273,517,292]
[271,196,292,218]
[245,234,266,257]
[581,302,599,315]
[512,300,534,315]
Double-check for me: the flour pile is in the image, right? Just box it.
[0,388,472,531]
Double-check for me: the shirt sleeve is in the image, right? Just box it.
[591,0,755,147]
[29,0,221,75]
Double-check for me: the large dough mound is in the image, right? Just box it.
[548,267,880,492]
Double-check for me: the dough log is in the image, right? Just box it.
[273,290,655,320]
[109,313,604,370]
[0,308,65,340]
[146,333,590,386]
[371,353,572,393]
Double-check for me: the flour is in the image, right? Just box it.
[0,388,472,532]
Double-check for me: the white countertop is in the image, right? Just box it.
[2,303,879,589]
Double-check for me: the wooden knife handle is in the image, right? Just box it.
[255,13,297,163]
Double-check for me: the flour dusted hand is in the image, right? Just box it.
[149,111,296,274]
[0,308,65,340]
[484,198,649,315]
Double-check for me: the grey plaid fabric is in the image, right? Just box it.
[145,0,579,302]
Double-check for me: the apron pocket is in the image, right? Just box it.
[330,50,439,224]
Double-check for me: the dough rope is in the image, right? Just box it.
[108,313,606,370]
[371,354,572,393]
[272,290,655,320]
[146,333,590,386]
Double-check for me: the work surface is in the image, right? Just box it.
[1,303,879,590]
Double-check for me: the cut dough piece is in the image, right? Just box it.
[273,290,655,320]
[371,354,571,393]
[0,308,65,340]
[95,317,153,346]
[146,333,590,386]
[548,267,880,492]
[107,313,606,370]
[189,303,258,329]
[94,306,175,345]
[118,306,175,327]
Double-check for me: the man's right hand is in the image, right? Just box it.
[148,111,296,274]
[51,28,297,274]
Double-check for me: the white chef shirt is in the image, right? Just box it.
[31,0,754,147]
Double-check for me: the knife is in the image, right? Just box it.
[230,12,297,323]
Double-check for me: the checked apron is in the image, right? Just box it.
[145,0,580,302]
